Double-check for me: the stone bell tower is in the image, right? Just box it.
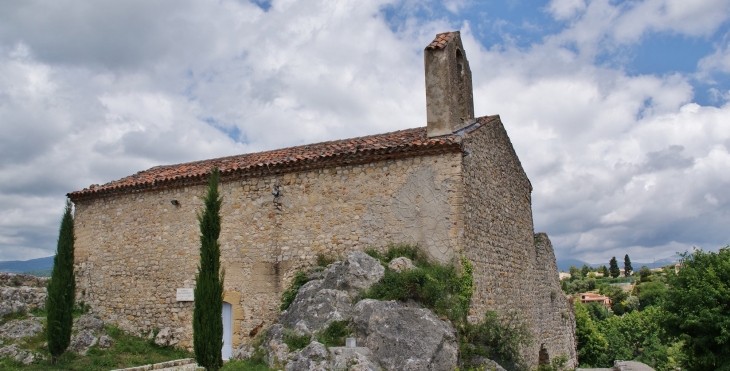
[424,31,475,138]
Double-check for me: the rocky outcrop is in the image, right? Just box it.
[261,251,470,371]
[155,327,185,347]
[0,316,43,340]
[69,314,108,355]
[353,299,458,371]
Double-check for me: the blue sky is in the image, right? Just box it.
[0,0,729,264]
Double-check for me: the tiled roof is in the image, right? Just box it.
[68,118,497,201]
[425,31,458,50]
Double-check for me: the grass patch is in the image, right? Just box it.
[316,320,351,347]
[280,271,310,311]
[1,309,28,325]
[28,307,47,317]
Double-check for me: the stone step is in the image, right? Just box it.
[109,358,203,371]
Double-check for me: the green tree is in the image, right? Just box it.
[636,280,666,310]
[663,247,730,371]
[581,264,591,278]
[637,266,653,282]
[624,254,633,277]
[193,168,225,371]
[569,265,582,281]
[575,302,608,367]
[46,200,76,363]
[598,265,609,277]
[598,306,673,370]
[609,257,621,278]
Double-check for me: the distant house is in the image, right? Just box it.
[579,293,611,307]
[559,272,571,280]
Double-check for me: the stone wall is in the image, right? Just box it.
[460,117,577,368]
[73,153,464,350]
[533,232,578,368]
[0,273,48,288]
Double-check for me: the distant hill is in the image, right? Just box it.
[0,256,54,276]
[556,258,591,272]
[556,255,681,272]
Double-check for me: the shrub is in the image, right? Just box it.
[364,258,468,322]
[459,311,532,371]
[283,329,311,351]
[280,271,310,311]
[316,320,351,347]
[316,253,335,267]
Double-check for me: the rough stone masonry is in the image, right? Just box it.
[68,31,577,369]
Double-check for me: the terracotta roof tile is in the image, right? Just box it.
[68,118,498,201]
[425,31,458,50]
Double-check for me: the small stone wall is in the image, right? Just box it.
[0,286,47,317]
[0,273,49,288]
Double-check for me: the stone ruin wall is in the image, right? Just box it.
[73,152,465,350]
[533,232,578,366]
[0,273,48,317]
[460,118,577,368]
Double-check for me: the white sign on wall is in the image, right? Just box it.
[176,288,194,301]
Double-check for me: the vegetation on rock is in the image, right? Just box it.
[193,168,225,371]
[279,271,310,311]
[46,200,75,363]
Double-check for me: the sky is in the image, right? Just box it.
[1,0,729,265]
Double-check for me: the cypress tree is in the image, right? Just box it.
[609,256,620,278]
[193,168,224,371]
[623,254,633,277]
[46,200,75,363]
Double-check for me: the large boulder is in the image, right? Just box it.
[69,330,98,355]
[73,314,104,333]
[352,299,458,371]
[280,286,352,334]
[279,251,383,334]
[69,314,108,355]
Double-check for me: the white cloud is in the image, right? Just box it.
[546,0,587,20]
[0,0,729,265]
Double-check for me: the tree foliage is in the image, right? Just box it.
[574,301,608,367]
[46,200,76,363]
[663,247,730,371]
[193,168,225,371]
[609,257,621,278]
[624,254,633,277]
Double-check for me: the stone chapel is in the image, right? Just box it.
[68,31,577,368]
